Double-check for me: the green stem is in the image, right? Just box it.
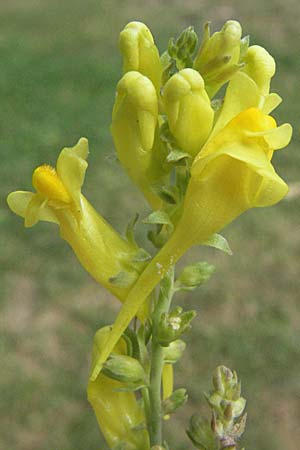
[148,267,175,446]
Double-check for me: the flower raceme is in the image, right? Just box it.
[96,107,292,368]
[7,138,146,303]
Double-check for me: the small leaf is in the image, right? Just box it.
[132,248,152,263]
[109,271,136,288]
[211,98,223,112]
[154,185,180,204]
[125,213,139,247]
[143,210,173,227]
[166,149,191,163]
[131,421,147,432]
[202,233,233,255]
[239,35,250,60]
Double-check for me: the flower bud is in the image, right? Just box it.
[194,20,242,97]
[163,339,186,363]
[119,21,162,93]
[163,68,214,157]
[242,45,276,95]
[162,388,188,415]
[157,306,196,346]
[111,71,166,209]
[187,414,217,450]
[207,366,246,421]
[102,353,146,386]
[175,261,215,291]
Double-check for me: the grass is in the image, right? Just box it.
[1,0,300,449]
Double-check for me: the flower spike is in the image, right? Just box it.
[95,107,292,368]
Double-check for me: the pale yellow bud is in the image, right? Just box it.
[119,21,162,93]
[163,68,214,157]
[194,20,242,97]
[112,71,166,209]
[242,45,276,95]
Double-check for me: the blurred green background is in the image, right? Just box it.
[1,0,300,449]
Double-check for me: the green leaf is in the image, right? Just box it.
[109,271,136,288]
[153,185,180,204]
[132,248,152,263]
[125,213,139,247]
[175,262,215,292]
[239,35,250,60]
[143,210,173,227]
[202,233,233,255]
[166,149,191,163]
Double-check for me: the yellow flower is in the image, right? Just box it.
[88,326,150,450]
[209,71,282,140]
[194,20,242,97]
[94,107,292,368]
[119,21,162,94]
[162,68,214,158]
[111,71,168,209]
[7,138,145,303]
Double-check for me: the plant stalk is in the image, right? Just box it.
[148,267,174,446]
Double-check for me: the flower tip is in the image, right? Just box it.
[73,136,89,160]
[7,191,32,218]
[223,19,242,37]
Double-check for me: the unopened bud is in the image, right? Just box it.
[187,414,217,450]
[157,306,196,345]
[163,339,186,363]
[194,20,242,97]
[102,353,146,386]
[163,68,214,157]
[162,388,188,415]
[119,21,162,92]
[111,71,165,209]
[175,261,215,291]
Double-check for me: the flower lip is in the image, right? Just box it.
[32,164,72,204]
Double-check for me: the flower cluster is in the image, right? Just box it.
[7,20,292,449]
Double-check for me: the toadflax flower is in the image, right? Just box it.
[111,71,168,210]
[88,326,150,449]
[7,138,146,303]
[95,106,292,368]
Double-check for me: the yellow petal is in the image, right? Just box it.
[56,137,89,204]
[261,92,282,114]
[162,363,173,399]
[210,72,260,140]
[162,363,173,420]
[242,45,275,95]
[246,123,293,150]
[88,326,149,449]
[7,191,58,226]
